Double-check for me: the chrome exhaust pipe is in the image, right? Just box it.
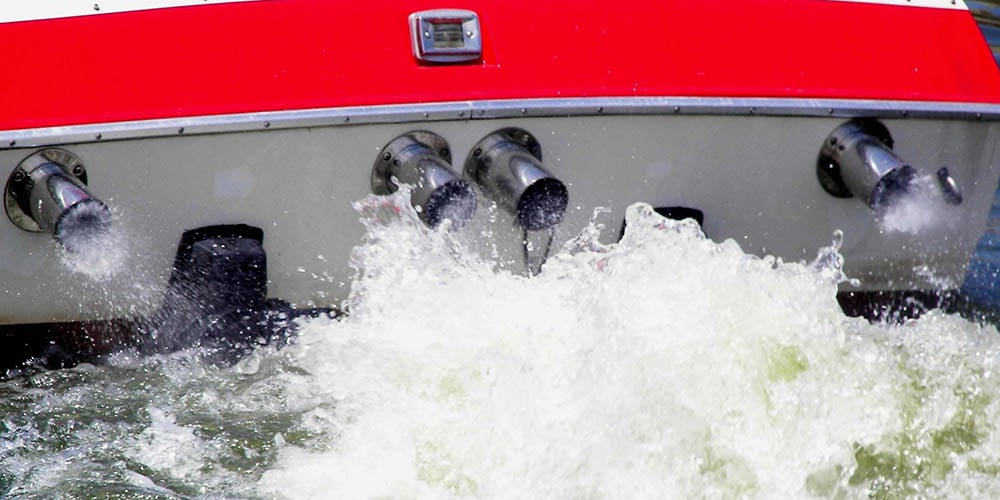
[818,120,915,210]
[4,149,112,252]
[464,128,568,230]
[817,119,962,210]
[372,131,477,228]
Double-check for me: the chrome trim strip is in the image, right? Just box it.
[2,97,999,149]
[471,97,1000,119]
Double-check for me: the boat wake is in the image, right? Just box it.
[255,197,1000,498]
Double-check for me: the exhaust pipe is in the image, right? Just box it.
[817,119,961,210]
[4,148,112,252]
[464,128,568,230]
[372,131,477,228]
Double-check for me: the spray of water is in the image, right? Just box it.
[56,204,130,281]
[879,173,961,235]
[4,192,1000,498]
[248,195,1000,499]
[51,204,168,325]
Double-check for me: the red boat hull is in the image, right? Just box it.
[0,0,998,132]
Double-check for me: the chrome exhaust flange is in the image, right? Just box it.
[464,128,568,230]
[817,119,918,211]
[372,131,477,228]
[4,148,112,251]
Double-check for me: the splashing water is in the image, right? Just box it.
[57,204,130,281]
[880,173,961,235]
[3,195,1000,499]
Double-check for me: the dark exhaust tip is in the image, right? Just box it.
[870,165,917,211]
[372,131,476,229]
[424,179,477,228]
[54,199,113,253]
[517,177,568,231]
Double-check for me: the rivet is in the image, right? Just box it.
[423,112,430,118]
[827,108,834,115]
[8,140,15,147]
[520,108,527,115]
[344,116,350,123]
[12,171,24,183]
[264,121,271,128]
[96,133,102,140]
[597,106,604,113]
[458,111,466,117]
[424,31,431,38]
[673,106,680,113]
[178,127,185,134]
[473,148,482,158]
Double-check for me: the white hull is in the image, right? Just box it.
[2,99,998,324]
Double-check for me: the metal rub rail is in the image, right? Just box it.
[2,98,999,150]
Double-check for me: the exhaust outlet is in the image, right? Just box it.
[464,128,568,230]
[818,120,915,211]
[372,131,477,228]
[4,148,112,252]
[817,119,962,211]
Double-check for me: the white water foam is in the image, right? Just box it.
[237,194,1000,499]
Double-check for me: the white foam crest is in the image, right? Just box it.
[254,200,1000,498]
[129,407,212,479]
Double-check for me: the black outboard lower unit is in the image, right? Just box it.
[147,224,335,363]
